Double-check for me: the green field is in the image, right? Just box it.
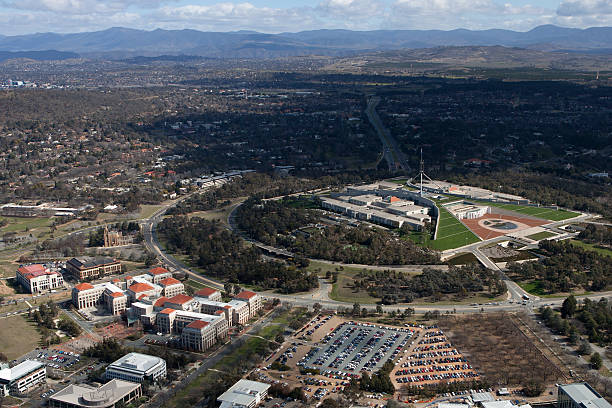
[329,273,380,304]
[482,202,579,221]
[0,315,42,359]
[430,206,480,251]
[446,252,480,265]
[526,231,557,241]
[570,240,612,258]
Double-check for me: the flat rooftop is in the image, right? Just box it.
[107,352,164,374]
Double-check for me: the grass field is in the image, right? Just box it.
[482,202,580,221]
[570,240,612,258]
[446,252,479,265]
[138,204,165,220]
[329,273,380,304]
[430,206,480,251]
[0,315,42,359]
[526,231,557,241]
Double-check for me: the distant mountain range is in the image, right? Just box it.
[0,50,79,62]
[0,25,610,59]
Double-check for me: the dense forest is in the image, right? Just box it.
[578,224,612,246]
[354,264,506,304]
[236,197,441,265]
[158,216,318,293]
[506,240,612,293]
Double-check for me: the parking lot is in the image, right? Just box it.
[298,321,416,375]
[392,327,479,386]
[19,347,82,371]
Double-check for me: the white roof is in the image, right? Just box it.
[559,383,612,408]
[218,379,270,407]
[50,379,140,406]
[0,360,44,382]
[481,401,515,408]
[471,392,495,402]
[439,403,470,408]
[107,353,164,375]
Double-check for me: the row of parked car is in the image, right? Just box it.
[395,371,479,383]
[395,363,473,376]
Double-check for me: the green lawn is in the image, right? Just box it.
[0,315,42,359]
[446,253,479,265]
[0,216,54,238]
[430,206,480,250]
[526,231,557,241]
[481,202,580,221]
[570,240,612,258]
[138,204,165,220]
[329,274,380,304]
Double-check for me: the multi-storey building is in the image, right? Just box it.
[194,287,222,302]
[558,383,612,408]
[49,379,141,408]
[66,257,121,281]
[159,277,184,298]
[147,267,172,284]
[217,379,270,408]
[105,353,166,384]
[16,264,64,294]
[0,360,46,396]
[234,291,262,318]
[181,320,218,352]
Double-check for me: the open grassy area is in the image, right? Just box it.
[0,315,42,359]
[430,206,480,250]
[446,252,479,265]
[481,202,580,221]
[570,240,612,258]
[329,274,380,304]
[138,204,165,220]
[526,231,557,241]
[187,198,245,224]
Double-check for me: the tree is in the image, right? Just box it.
[561,295,577,318]
[376,305,383,315]
[578,341,592,355]
[313,303,322,314]
[590,352,603,370]
[352,302,361,316]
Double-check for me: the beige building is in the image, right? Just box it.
[181,320,219,352]
[234,291,262,318]
[147,266,172,284]
[159,277,184,298]
[66,257,121,281]
[16,264,64,294]
[194,287,222,302]
[0,360,46,397]
[49,379,141,408]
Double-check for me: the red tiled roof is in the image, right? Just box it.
[129,282,154,293]
[125,275,133,280]
[75,283,94,291]
[195,287,218,297]
[153,297,169,307]
[215,310,224,315]
[18,264,58,280]
[235,290,257,300]
[138,294,147,300]
[224,305,232,309]
[112,278,120,283]
[167,294,193,305]
[159,308,175,315]
[149,267,169,275]
[110,292,124,298]
[160,277,181,286]
[186,320,209,329]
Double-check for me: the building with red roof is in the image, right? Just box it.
[16,264,64,294]
[159,277,185,298]
[194,287,222,302]
[147,267,172,284]
[234,290,262,318]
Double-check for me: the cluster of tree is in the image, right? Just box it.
[578,224,612,246]
[158,216,318,293]
[88,222,142,247]
[38,234,85,257]
[402,380,490,398]
[507,240,612,293]
[84,337,127,363]
[351,265,505,304]
[30,301,81,344]
[268,383,307,402]
[236,198,441,265]
[359,360,396,394]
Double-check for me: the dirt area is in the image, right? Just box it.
[481,245,519,259]
[56,333,100,354]
[96,322,141,339]
[439,313,565,387]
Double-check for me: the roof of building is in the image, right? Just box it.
[74,282,94,291]
[559,383,612,408]
[160,277,181,286]
[235,290,257,300]
[68,256,118,269]
[0,360,44,382]
[153,297,169,308]
[107,353,165,376]
[112,278,120,283]
[471,392,494,403]
[167,294,193,305]
[50,379,140,407]
[128,282,155,293]
[17,264,57,280]
[218,379,271,407]
[186,320,210,330]
[159,308,176,315]
[110,292,125,298]
[481,401,515,408]
[195,287,219,297]
[149,267,170,275]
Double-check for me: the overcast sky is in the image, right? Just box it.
[0,0,610,36]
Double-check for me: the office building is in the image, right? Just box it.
[217,379,270,408]
[105,353,166,383]
[66,257,121,281]
[16,264,64,294]
[0,360,46,396]
[558,383,612,408]
[49,379,141,408]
